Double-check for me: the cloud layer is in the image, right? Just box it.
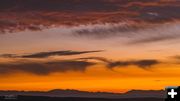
[79,57,160,69]
[0,60,95,75]
[0,0,180,33]
[0,57,160,75]
[72,22,180,45]
[0,50,103,58]
[0,50,161,75]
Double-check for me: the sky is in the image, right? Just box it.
[0,0,180,93]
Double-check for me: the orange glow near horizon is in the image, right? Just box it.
[0,63,180,93]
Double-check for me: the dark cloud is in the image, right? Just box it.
[107,59,160,69]
[0,0,180,33]
[79,57,160,69]
[0,60,95,75]
[0,0,120,11]
[0,50,102,75]
[0,56,160,75]
[138,5,180,22]
[132,60,159,68]
[21,50,103,58]
[0,50,103,58]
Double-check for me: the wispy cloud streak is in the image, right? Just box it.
[79,57,160,69]
[0,50,103,58]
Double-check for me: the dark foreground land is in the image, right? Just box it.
[0,96,164,101]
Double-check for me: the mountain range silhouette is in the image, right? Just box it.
[0,89,165,98]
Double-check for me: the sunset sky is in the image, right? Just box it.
[0,0,180,93]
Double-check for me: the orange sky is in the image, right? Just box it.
[0,63,180,93]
